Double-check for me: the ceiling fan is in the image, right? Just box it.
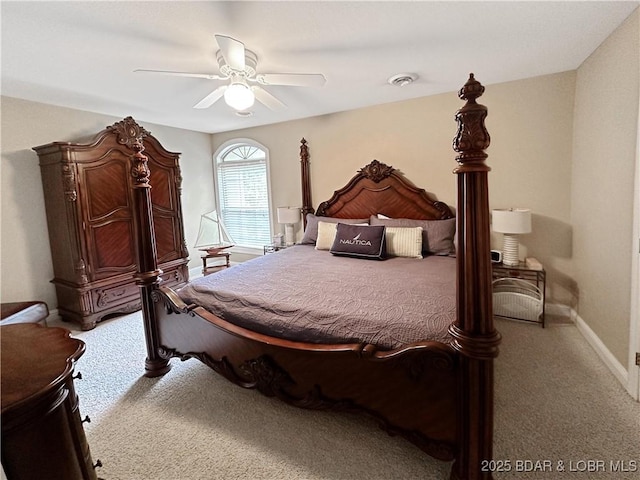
[135,34,326,111]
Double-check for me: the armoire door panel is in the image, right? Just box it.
[148,156,183,263]
[88,220,136,278]
[149,165,174,210]
[81,157,131,220]
[153,215,180,263]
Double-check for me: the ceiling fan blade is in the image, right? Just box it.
[134,69,224,80]
[193,86,227,109]
[252,86,286,111]
[255,73,326,87]
[215,34,246,72]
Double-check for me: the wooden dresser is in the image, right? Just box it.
[34,117,189,330]
[1,324,100,479]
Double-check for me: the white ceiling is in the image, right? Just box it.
[2,1,638,134]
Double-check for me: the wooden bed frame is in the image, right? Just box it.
[130,74,499,480]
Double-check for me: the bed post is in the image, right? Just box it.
[300,138,314,229]
[449,74,501,480]
[126,124,171,378]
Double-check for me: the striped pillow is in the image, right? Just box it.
[370,216,455,255]
[385,227,423,258]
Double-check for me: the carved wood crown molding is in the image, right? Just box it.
[359,159,394,183]
[106,116,151,150]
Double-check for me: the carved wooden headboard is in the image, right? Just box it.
[299,145,453,226]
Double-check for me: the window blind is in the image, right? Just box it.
[217,158,271,248]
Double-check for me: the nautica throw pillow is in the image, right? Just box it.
[330,223,387,260]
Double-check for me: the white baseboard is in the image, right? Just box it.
[546,303,630,394]
[189,266,204,279]
[546,302,573,319]
[572,310,629,388]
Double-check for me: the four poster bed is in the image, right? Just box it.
[130,74,500,480]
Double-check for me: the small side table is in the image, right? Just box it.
[492,261,546,327]
[263,245,287,255]
[202,252,230,276]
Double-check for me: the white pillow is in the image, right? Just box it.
[385,227,423,258]
[315,221,338,250]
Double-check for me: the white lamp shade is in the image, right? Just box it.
[224,82,255,110]
[492,208,532,234]
[277,206,301,225]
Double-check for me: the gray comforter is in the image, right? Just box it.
[177,245,456,349]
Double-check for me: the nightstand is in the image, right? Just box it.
[1,324,101,479]
[202,252,230,276]
[492,261,546,327]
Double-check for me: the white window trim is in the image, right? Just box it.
[213,138,273,254]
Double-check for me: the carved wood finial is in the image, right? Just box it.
[452,74,490,168]
[107,117,151,187]
[107,116,150,149]
[130,140,151,187]
[457,73,485,103]
[359,159,394,183]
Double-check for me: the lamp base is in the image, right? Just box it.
[284,224,295,246]
[502,234,520,266]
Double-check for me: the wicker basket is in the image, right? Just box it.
[493,278,543,321]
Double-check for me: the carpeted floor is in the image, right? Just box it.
[54,313,639,480]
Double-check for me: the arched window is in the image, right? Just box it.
[214,140,272,250]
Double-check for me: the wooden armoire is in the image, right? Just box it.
[34,117,189,330]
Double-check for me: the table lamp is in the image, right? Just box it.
[492,208,532,266]
[277,206,301,246]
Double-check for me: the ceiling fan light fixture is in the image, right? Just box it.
[224,81,255,110]
[138,35,324,112]
[388,73,418,87]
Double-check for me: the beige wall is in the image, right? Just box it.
[1,72,576,314]
[571,9,640,365]
[0,97,215,309]
[213,71,577,302]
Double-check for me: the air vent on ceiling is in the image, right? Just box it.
[388,73,418,87]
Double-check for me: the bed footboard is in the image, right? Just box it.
[154,285,459,460]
